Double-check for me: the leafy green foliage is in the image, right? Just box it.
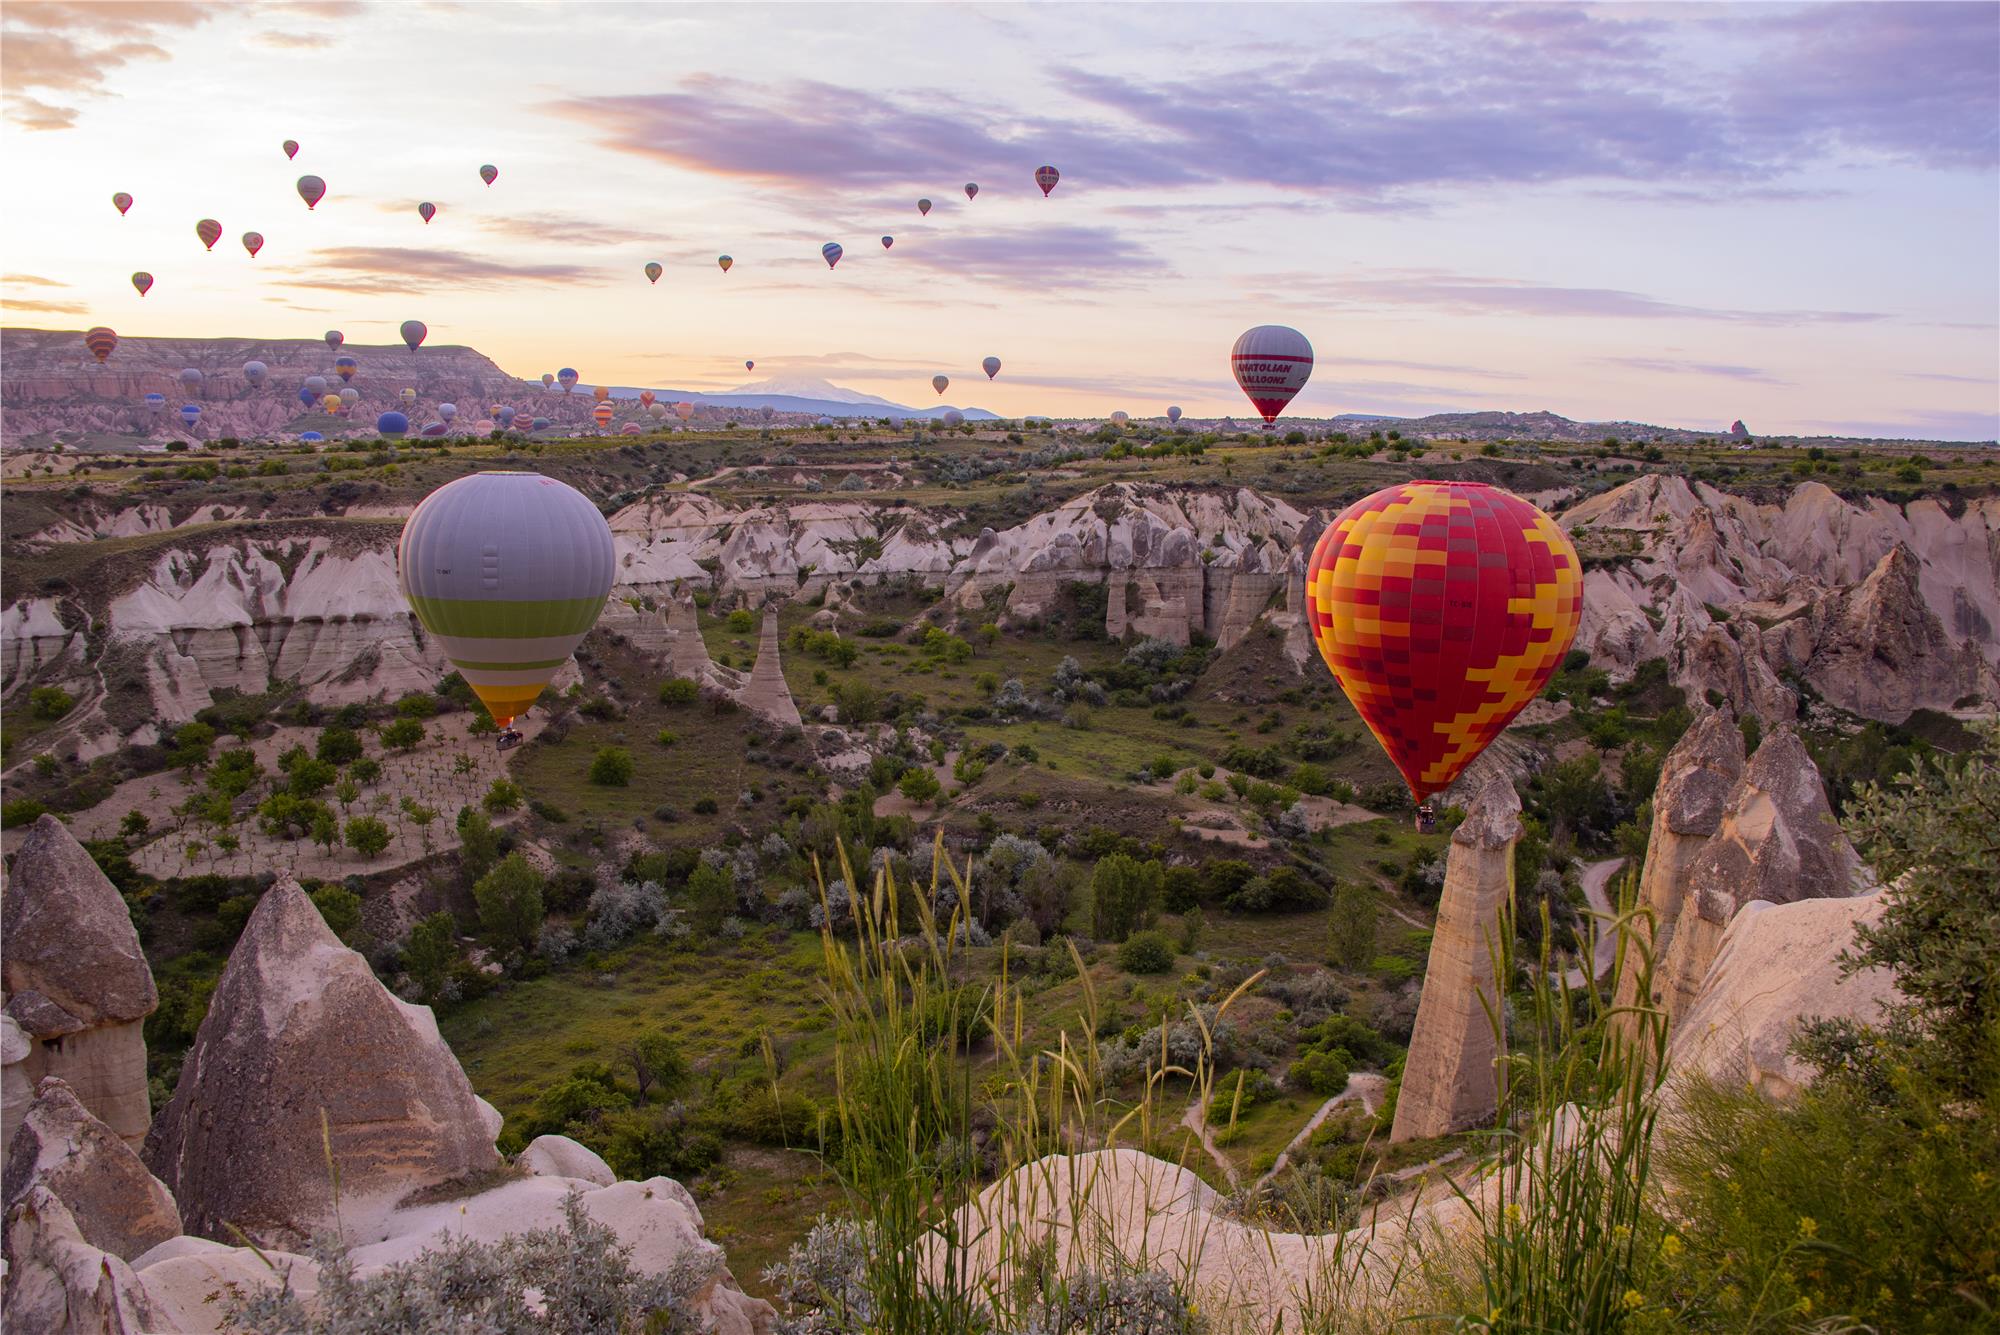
[1116,929,1175,974]
[589,746,634,787]
[1090,853,1161,942]
[475,853,546,953]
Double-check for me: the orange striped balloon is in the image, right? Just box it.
[1305,481,1581,802]
[83,327,117,364]
[592,402,614,427]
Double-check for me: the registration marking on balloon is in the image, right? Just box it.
[1305,481,1581,801]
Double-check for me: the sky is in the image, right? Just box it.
[2,0,1996,438]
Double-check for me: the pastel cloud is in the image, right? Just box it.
[1237,269,1887,325]
[1,1,215,129]
[273,246,599,294]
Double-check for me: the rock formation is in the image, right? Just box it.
[1610,709,1745,1041]
[1655,730,1864,1026]
[1729,420,1749,439]
[1669,891,1900,1100]
[144,878,499,1245]
[663,592,721,685]
[741,608,803,728]
[1,1184,163,1334]
[3,1077,180,1262]
[2,815,158,1155]
[1390,778,1522,1143]
[516,1133,616,1186]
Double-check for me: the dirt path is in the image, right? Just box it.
[1253,1072,1388,1192]
[1178,1095,1242,1190]
[1558,857,1627,989]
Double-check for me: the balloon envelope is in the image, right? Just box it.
[821,242,842,268]
[401,388,417,404]
[400,320,427,351]
[881,236,893,249]
[557,368,578,391]
[325,331,343,351]
[112,192,133,216]
[1230,325,1313,424]
[942,409,965,427]
[305,375,328,395]
[397,471,616,726]
[745,360,754,372]
[649,403,668,418]
[964,183,979,199]
[84,327,117,364]
[479,164,498,186]
[1305,481,1582,802]
[932,375,949,396]
[512,411,532,430]
[1035,165,1060,196]
[675,402,694,420]
[718,255,732,272]
[145,393,167,411]
[283,139,299,159]
[531,417,549,431]
[323,394,343,413]
[592,385,609,403]
[241,231,264,258]
[439,402,456,421]
[179,404,201,427]
[639,390,655,406]
[592,403,614,426]
[1167,406,1183,423]
[300,431,323,442]
[377,411,410,436]
[195,219,222,251]
[982,357,1001,380]
[335,356,358,382]
[1111,411,1130,425]
[418,202,436,224]
[340,387,360,406]
[243,360,267,386]
[131,272,153,297]
[917,198,931,215]
[180,367,203,388]
[644,262,662,284]
[542,374,555,388]
[296,175,326,209]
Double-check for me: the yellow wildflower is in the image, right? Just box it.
[1505,1203,1523,1224]
[1622,1290,1644,1311]
[1612,1224,1632,1243]
[1798,1216,1818,1239]
[1660,1234,1683,1260]
[1795,1296,1814,1315]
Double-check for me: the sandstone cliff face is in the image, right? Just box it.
[1655,730,1864,1026]
[1390,778,1522,1144]
[144,878,499,1246]
[2,815,158,1155]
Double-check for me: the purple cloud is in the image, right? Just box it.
[886,225,1168,289]
[1599,357,1789,385]
[1236,269,1887,325]
[2,2,217,130]
[273,246,599,294]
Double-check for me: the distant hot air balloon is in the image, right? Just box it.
[340,386,360,408]
[492,403,510,420]
[1111,411,1130,425]
[718,255,733,272]
[297,386,316,408]
[179,403,201,429]
[964,183,979,200]
[180,367,203,390]
[479,164,498,186]
[305,375,328,395]
[1035,165,1060,196]
[1231,325,1314,425]
[675,402,694,421]
[639,390,655,406]
[557,368,578,393]
[592,385,609,403]
[942,409,965,427]
[1167,406,1183,424]
[241,231,264,258]
[821,242,843,269]
[542,373,555,389]
[982,356,1001,380]
[422,421,448,438]
[644,261,662,284]
[400,320,427,351]
[592,402,614,428]
[932,375,949,396]
[418,202,436,224]
[401,387,417,405]
[195,219,222,251]
[512,411,533,431]
[881,236,893,249]
[531,416,550,432]
[325,330,343,352]
[300,430,323,443]
[243,360,268,386]
[620,422,643,435]
[335,356,358,383]
[745,360,754,372]
[439,402,456,421]
[917,198,932,216]
[649,403,668,419]
[377,411,410,436]
[396,471,615,729]
[145,392,167,413]
[283,139,299,159]
[83,327,117,364]
[131,272,152,297]
[1305,482,1582,806]
[296,175,326,210]
[112,192,133,216]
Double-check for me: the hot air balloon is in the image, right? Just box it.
[1111,411,1130,425]
[557,368,578,393]
[325,331,343,352]
[243,360,268,386]
[1035,165,1060,196]
[745,360,754,372]
[513,411,533,431]
[531,417,550,432]
[479,164,498,186]
[340,387,360,408]
[145,392,167,413]
[1305,481,1582,811]
[881,236,893,249]
[586,384,606,404]
[377,411,410,436]
[492,403,510,421]
[241,231,264,258]
[1167,406,1183,424]
[180,367,203,390]
[335,356,358,383]
[112,192,132,216]
[592,402,614,428]
[179,403,202,429]
[300,430,323,443]
[675,402,694,421]
[639,390,655,407]
[397,471,615,732]
[321,394,340,415]
[821,242,843,269]
[83,327,117,364]
[542,373,555,389]
[400,320,427,351]
[296,175,326,210]
[401,387,418,405]
[718,255,733,272]
[305,375,328,396]
[964,183,979,200]
[297,386,316,408]
[932,375,949,396]
[283,139,299,159]
[982,357,1001,380]
[649,403,668,419]
[644,261,662,284]
[1230,325,1313,425]
[439,402,456,421]
[422,422,449,438]
[195,219,222,251]
[131,272,152,297]
[942,409,965,427]
[917,198,932,216]
[620,422,643,435]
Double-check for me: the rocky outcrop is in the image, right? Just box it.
[2,815,157,1155]
[1669,891,1900,1100]
[144,878,498,1246]
[1611,710,1745,1041]
[2,1184,162,1334]
[516,1134,616,1186]
[3,1077,180,1262]
[1655,730,1864,1026]
[741,609,803,728]
[1391,778,1522,1143]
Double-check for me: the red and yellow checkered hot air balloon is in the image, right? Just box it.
[1306,481,1581,808]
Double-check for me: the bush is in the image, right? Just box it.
[308,884,363,944]
[588,746,634,786]
[402,912,459,1003]
[344,815,390,859]
[1090,853,1162,942]
[482,778,524,813]
[473,853,546,953]
[1116,930,1175,975]
[1,799,48,829]
[658,677,699,705]
[381,717,425,751]
[897,767,941,804]
[28,686,74,720]
[316,726,364,765]
[1288,1047,1351,1096]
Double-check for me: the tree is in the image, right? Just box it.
[381,718,426,751]
[685,861,733,931]
[310,807,340,855]
[1091,853,1162,943]
[457,807,499,884]
[316,726,364,765]
[403,911,459,1003]
[623,1031,689,1103]
[1328,881,1379,971]
[898,767,941,805]
[309,883,364,944]
[589,746,634,786]
[483,778,524,813]
[344,815,390,859]
[28,686,74,720]
[287,757,337,799]
[474,853,546,953]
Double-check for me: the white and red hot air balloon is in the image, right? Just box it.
[1230,325,1314,425]
[1035,165,1060,196]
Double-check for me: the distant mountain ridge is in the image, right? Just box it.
[604,374,1000,421]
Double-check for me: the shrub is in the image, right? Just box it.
[588,746,634,786]
[897,767,941,804]
[2,799,48,829]
[381,717,425,751]
[402,912,459,1003]
[344,815,390,859]
[457,807,499,884]
[474,853,546,953]
[1090,853,1162,942]
[28,686,74,720]
[308,884,363,944]
[657,677,699,705]
[1327,881,1379,970]
[1116,930,1175,975]
[483,778,524,813]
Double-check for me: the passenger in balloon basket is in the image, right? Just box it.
[496,725,524,753]
[1415,802,1437,835]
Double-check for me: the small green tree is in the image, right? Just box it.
[403,911,458,1003]
[344,815,390,859]
[308,883,364,944]
[1116,929,1175,974]
[381,717,426,751]
[473,852,546,953]
[658,677,699,705]
[898,767,941,805]
[316,726,364,765]
[589,746,634,786]
[1328,881,1379,971]
[624,1031,690,1103]
[457,807,499,884]
[483,778,524,813]
[1091,853,1162,942]
[28,686,74,720]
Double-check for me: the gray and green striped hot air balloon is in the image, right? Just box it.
[397,472,615,729]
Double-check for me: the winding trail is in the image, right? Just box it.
[1179,1095,1241,1189]
[1253,1072,1388,1193]
[1558,858,1627,990]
